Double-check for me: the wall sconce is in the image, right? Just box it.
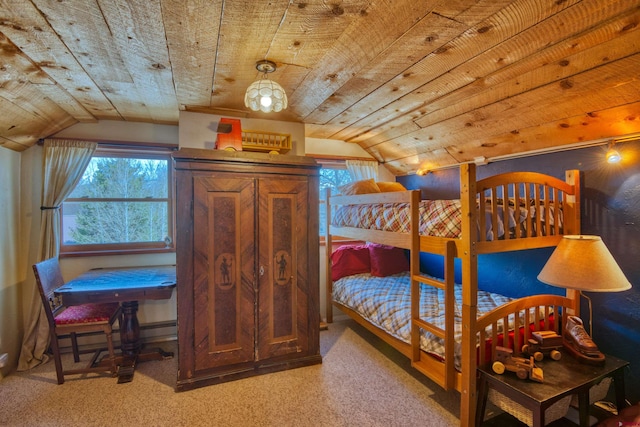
[244,60,288,113]
[416,168,430,176]
[473,156,489,166]
[605,141,621,164]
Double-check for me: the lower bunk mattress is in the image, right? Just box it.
[332,271,517,371]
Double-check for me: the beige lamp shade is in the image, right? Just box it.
[538,235,632,292]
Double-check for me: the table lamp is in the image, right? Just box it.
[537,235,631,363]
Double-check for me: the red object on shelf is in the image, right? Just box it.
[215,118,242,151]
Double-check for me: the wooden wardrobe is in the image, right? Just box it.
[173,148,321,391]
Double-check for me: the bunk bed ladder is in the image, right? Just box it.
[410,238,457,390]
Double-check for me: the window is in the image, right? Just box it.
[61,147,174,256]
[318,160,353,237]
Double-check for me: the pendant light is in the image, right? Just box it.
[244,60,288,113]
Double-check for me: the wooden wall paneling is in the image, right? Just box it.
[161,0,223,108]
[289,0,442,118]
[346,1,638,151]
[376,53,640,165]
[208,0,292,111]
[0,1,118,121]
[326,0,585,143]
[4,1,639,174]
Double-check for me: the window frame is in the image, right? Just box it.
[60,145,176,257]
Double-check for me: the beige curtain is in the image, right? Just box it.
[17,139,97,371]
[345,159,378,181]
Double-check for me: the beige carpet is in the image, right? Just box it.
[0,319,462,427]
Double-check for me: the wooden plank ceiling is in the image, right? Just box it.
[1,0,639,175]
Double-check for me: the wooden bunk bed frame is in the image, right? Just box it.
[324,164,581,427]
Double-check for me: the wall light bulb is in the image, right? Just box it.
[606,148,621,164]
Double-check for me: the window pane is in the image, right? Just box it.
[61,150,173,255]
[69,157,168,199]
[319,167,352,236]
[319,168,351,201]
[63,201,169,245]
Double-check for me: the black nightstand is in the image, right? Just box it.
[476,351,628,427]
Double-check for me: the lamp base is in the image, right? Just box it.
[562,338,605,365]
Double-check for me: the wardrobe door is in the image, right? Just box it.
[192,174,256,371]
[256,177,310,360]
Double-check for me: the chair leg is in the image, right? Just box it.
[70,332,80,363]
[105,329,118,377]
[49,334,65,385]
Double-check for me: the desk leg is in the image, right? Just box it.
[113,301,173,383]
[115,301,141,383]
[121,301,142,357]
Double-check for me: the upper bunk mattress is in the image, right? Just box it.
[331,199,561,240]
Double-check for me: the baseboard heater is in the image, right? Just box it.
[57,320,177,353]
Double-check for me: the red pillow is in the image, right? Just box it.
[368,243,410,277]
[331,245,371,281]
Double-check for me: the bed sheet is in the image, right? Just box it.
[332,271,515,370]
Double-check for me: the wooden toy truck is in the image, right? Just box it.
[522,330,563,361]
[492,346,544,382]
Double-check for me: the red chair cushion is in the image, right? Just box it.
[54,303,120,325]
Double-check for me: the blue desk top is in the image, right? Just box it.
[56,265,176,304]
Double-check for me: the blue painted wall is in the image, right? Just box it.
[398,140,640,403]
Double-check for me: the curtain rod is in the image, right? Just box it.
[38,137,178,151]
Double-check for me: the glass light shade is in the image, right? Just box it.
[538,235,631,292]
[244,78,288,113]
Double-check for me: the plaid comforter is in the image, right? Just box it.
[333,271,514,370]
[332,199,562,240]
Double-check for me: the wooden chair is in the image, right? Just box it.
[33,258,122,384]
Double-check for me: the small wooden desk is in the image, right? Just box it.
[56,265,176,383]
[477,352,628,427]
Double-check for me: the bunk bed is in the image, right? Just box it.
[324,164,581,427]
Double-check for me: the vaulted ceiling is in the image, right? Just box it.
[1,0,639,175]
